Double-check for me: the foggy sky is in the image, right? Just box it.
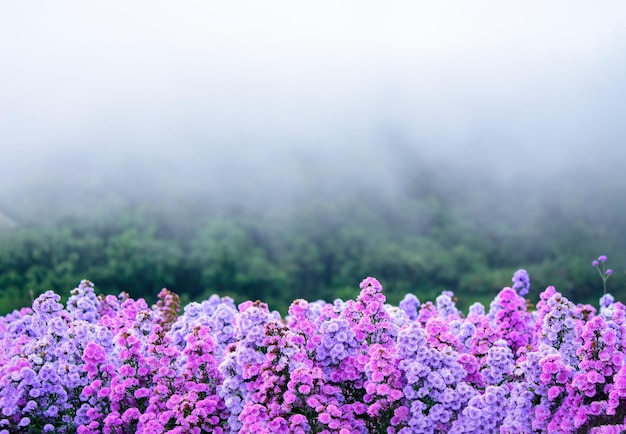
[1,1,626,219]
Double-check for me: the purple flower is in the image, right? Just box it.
[511,269,531,297]
[399,294,420,321]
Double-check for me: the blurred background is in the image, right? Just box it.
[1,1,625,314]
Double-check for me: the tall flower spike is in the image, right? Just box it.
[593,255,612,294]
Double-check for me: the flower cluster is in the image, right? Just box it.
[1,257,625,433]
[512,269,531,297]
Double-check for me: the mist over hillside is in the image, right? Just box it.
[1,2,626,310]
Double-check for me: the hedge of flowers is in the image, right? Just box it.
[1,257,626,433]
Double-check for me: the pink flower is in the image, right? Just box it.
[318,412,331,424]
[376,384,390,395]
[121,407,141,423]
[548,386,561,400]
[134,388,150,398]
[298,384,311,394]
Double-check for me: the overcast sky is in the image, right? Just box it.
[1,1,626,216]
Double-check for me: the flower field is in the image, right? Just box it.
[1,259,626,433]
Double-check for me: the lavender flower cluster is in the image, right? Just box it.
[1,262,625,433]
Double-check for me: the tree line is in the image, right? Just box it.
[0,180,623,316]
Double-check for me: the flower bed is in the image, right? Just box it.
[1,260,625,433]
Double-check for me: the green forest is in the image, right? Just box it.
[1,162,624,316]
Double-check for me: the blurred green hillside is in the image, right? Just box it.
[1,161,624,315]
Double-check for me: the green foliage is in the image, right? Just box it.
[0,177,624,315]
